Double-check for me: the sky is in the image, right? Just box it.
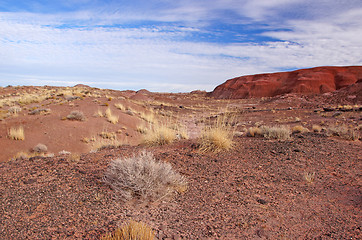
[0,0,362,92]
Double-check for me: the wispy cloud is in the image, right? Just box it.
[0,1,361,91]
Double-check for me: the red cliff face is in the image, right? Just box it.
[209,66,362,99]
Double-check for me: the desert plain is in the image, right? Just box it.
[0,66,361,239]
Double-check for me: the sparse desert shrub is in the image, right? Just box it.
[125,107,135,116]
[91,138,122,152]
[69,153,81,162]
[294,117,301,122]
[99,131,117,140]
[8,106,22,114]
[304,172,315,184]
[59,150,71,155]
[199,116,234,152]
[8,126,25,140]
[114,103,126,111]
[67,110,86,121]
[64,95,80,101]
[327,125,359,141]
[0,110,9,120]
[32,143,48,153]
[312,124,322,133]
[246,127,262,137]
[29,108,51,115]
[261,125,291,140]
[12,151,30,160]
[143,123,177,146]
[101,220,155,240]
[139,111,155,123]
[292,125,309,134]
[11,151,44,160]
[95,109,104,117]
[137,124,148,134]
[176,126,189,140]
[105,107,112,117]
[105,108,119,124]
[107,114,119,124]
[103,151,187,202]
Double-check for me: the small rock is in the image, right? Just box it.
[256,198,267,204]
[173,234,181,240]
[323,107,334,112]
[159,225,167,232]
[332,111,342,117]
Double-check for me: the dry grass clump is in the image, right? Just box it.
[103,151,187,202]
[8,106,22,114]
[11,151,39,160]
[91,138,123,152]
[99,131,117,140]
[312,125,323,133]
[304,172,316,184]
[8,126,25,140]
[143,123,177,146]
[292,125,309,134]
[139,111,155,123]
[0,109,9,120]
[95,109,104,117]
[246,127,263,137]
[105,108,119,124]
[114,103,126,111]
[176,125,189,140]
[17,94,46,105]
[67,110,86,121]
[260,125,291,140]
[137,123,149,134]
[101,220,155,240]
[29,108,51,115]
[327,125,359,141]
[199,116,234,153]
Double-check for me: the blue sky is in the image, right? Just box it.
[1,0,361,92]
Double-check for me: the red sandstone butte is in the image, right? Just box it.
[209,66,362,99]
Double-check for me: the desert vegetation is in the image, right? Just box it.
[101,220,155,240]
[8,126,25,140]
[105,108,119,124]
[199,115,235,152]
[304,172,316,184]
[91,137,123,152]
[312,124,323,132]
[292,125,309,134]
[32,143,48,153]
[327,124,359,141]
[66,110,86,121]
[260,125,291,140]
[0,83,361,239]
[142,122,178,146]
[246,125,291,140]
[103,151,187,202]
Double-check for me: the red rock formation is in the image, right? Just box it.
[209,66,362,99]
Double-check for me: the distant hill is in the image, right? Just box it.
[208,66,362,99]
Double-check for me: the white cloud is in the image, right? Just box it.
[1,1,362,92]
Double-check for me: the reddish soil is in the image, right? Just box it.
[1,136,361,239]
[209,66,362,99]
[0,80,361,239]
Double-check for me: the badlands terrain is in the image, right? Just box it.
[0,66,361,239]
